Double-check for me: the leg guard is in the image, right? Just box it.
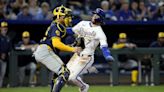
[52,67,70,92]
[51,73,58,92]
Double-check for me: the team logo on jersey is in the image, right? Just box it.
[55,30,60,36]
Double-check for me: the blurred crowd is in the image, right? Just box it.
[0,0,164,21]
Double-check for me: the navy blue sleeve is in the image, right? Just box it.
[0,37,2,54]
[150,41,158,47]
[50,25,62,37]
[16,41,23,47]
[66,27,74,35]
[30,40,37,44]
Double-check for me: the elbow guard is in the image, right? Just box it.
[101,46,114,62]
[101,46,111,59]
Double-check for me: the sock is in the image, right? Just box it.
[131,70,138,84]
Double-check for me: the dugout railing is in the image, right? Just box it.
[8,48,164,87]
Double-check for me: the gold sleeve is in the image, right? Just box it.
[112,43,126,49]
[52,37,75,52]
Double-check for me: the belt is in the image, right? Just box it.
[39,44,53,51]
[81,54,92,57]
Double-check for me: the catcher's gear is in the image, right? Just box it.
[52,66,70,92]
[53,5,72,27]
[53,5,72,18]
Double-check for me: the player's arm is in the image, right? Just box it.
[52,37,75,52]
[100,42,114,62]
[50,25,80,52]
[112,43,126,49]
[66,21,83,35]
[98,30,114,62]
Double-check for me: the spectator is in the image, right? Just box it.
[147,0,158,20]
[28,0,42,18]
[115,0,128,10]
[67,0,84,20]
[0,1,6,19]
[131,1,140,20]
[15,31,38,86]
[10,0,26,15]
[109,0,117,12]
[84,0,101,11]
[17,4,33,20]
[138,1,148,21]
[101,0,117,21]
[0,22,11,87]
[34,2,53,20]
[112,33,138,86]
[117,2,133,21]
[154,1,164,20]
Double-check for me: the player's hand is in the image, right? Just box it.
[1,53,6,60]
[74,47,82,54]
[129,43,137,48]
[106,55,115,62]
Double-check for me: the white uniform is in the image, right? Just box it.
[67,21,108,89]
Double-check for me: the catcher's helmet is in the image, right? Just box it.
[53,5,72,19]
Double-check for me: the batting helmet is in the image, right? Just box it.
[92,8,105,24]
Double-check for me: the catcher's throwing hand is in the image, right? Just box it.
[74,47,82,54]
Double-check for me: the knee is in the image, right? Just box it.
[69,74,76,81]
[59,67,70,81]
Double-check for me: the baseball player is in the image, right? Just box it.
[34,5,81,92]
[66,8,114,92]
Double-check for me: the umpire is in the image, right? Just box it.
[0,21,11,87]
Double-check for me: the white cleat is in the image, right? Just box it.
[79,84,89,92]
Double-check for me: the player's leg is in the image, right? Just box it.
[47,51,70,92]
[28,62,37,86]
[67,54,97,75]
[50,73,58,92]
[0,60,7,87]
[18,66,26,86]
[34,45,64,73]
[68,55,94,91]
[125,59,138,85]
[53,65,70,92]
[34,45,69,92]
[77,77,89,92]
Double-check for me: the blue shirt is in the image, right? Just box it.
[117,10,133,20]
[104,10,116,19]
[17,12,33,20]
[150,41,164,47]
[34,11,49,20]
[148,3,157,12]
[16,40,36,47]
[0,35,11,54]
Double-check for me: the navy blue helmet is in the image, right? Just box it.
[92,8,105,24]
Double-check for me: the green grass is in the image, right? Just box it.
[0,85,164,92]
